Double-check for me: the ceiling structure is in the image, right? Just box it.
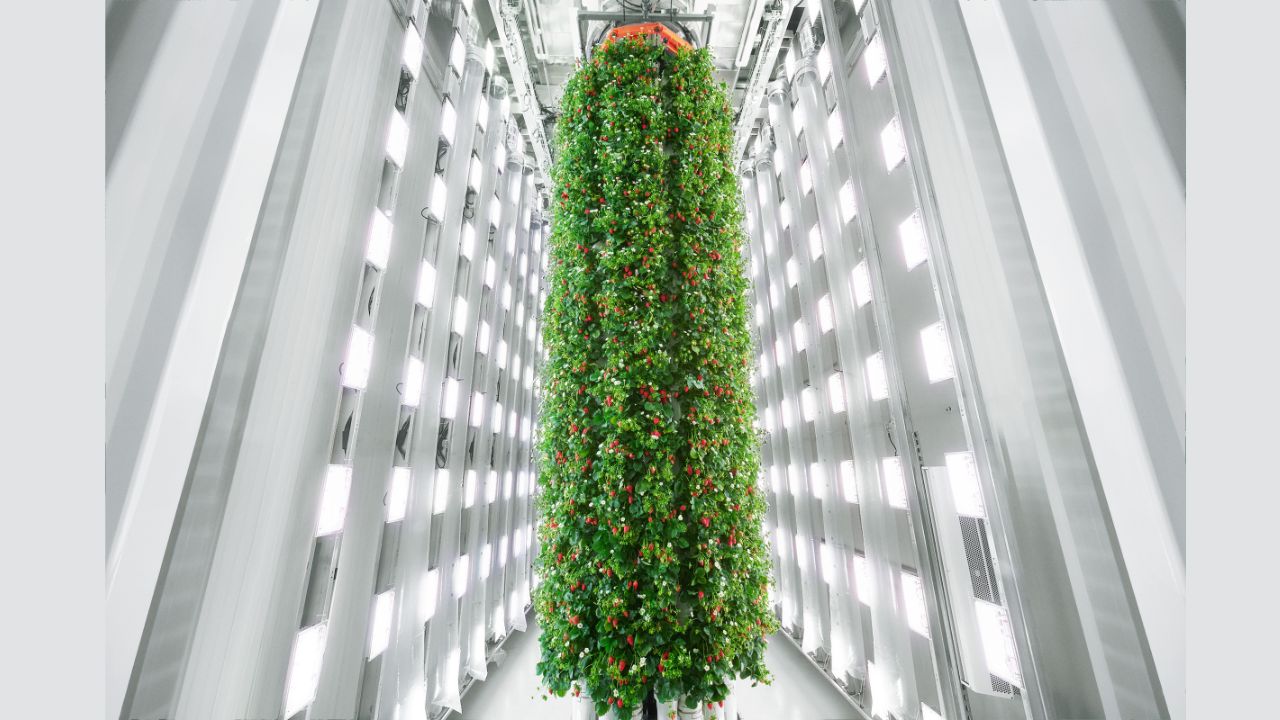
[470,0,846,184]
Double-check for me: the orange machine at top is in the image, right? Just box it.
[601,22,691,55]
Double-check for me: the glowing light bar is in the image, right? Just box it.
[441,100,457,144]
[449,33,465,75]
[453,554,469,597]
[386,110,409,168]
[403,356,424,407]
[801,386,818,422]
[817,294,834,333]
[460,221,476,260]
[852,260,873,308]
[477,321,491,354]
[486,471,498,504]
[780,200,791,230]
[921,321,955,383]
[468,155,482,191]
[464,469,477,508]
[369,590,395,657]
[480,543,492,579]
[839,181,857,223]
[881,117,908,170]
[840,460,858,503]
[786,257,799,288]
[441,377,460,419]
[945,451,986,518]
[499,534,509,566]
[975,599,1023,686]
[428,174,448,220]
[828,372,846,412]
[366,210,392,270]
[808,224,824,260]
[284,623,327,718]
[800,160,814,194]
[387,467,410,522]
[433,469,450,514]
[827,109,844,148]
[469,391,486,428]
[492,400,504,434]
[882,456,909,509]
[402,27,424,78]
[793,318,807,353]
[451,297,469,334]
[316,465,352,536]
[503,471,513,500]
[898,212,929,271]
[901,571,930,636]
[866,35,888,85]
[341,326,374,390]
[866,351,889,401]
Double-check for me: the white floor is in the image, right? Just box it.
[460,615,862,720]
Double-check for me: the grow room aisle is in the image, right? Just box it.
[461,615,861,720]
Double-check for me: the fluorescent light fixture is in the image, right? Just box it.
[489,197,502,228]
[386,110,409,167]
[464,469,477,508]
[866,35,888,85]
[416,261,437,308]
[839,460,858,503]
[854,553,872,605]
[828,372,846,412]
[429,174,448,218]
[316,465,352,537]
[852,260,873,307]
[501,282,512,309]
[818,44,833,81]
[768,280,781,310]
[827,108,844,148]
[453,554,469,597]
[793,530,807,565]
[477,321,491,354]
[769,466,783,496]
[793,318,807,352]
[882,456,909,509]
[433,469,450,514]
[480,543,492,579]
[809,462,827,500]
[866,351,889,401]
[402,26,424,78]
[945,451,986,518]
[468,155,482,190]
[800,160,814,194]
[921,321,955,383]
[369,590,395,657]
[518,470,530,497]
[460,221,476,260]
[484,39,494,72]
[881,117,908,170]
[899,211,929,271]
[839,181,857,223]
[975,599,1023,686]
[523,366,533,389]
[496,339,508,369]
[513,527,525,557]
[283,623,327,718]
[486,471,498,504]
[421,569,439,620]
[921,702,945,720]
[441,99,457,144]
[494,142,507,169]
[451,297,468,334]
[801,386,818,422]
[441,378,460,419]
[499,534,509,566]
[817,294,834,333]
[341,326,374,390]
[449,33,465,75]
[492,400,504,434]
[366,210,393,270]
[786,257,799,287]
[483,257,497,290]
[403,356,424,407]
[511,410,521,439]
[808,224,824,259]
[819,542,835,584]
[503,471,513,499]
[901,571,930,636]
[387,467,410,522]
[779,199,791,230]
[469,391,486,428]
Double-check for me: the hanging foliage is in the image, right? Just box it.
[533,35,777,717]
